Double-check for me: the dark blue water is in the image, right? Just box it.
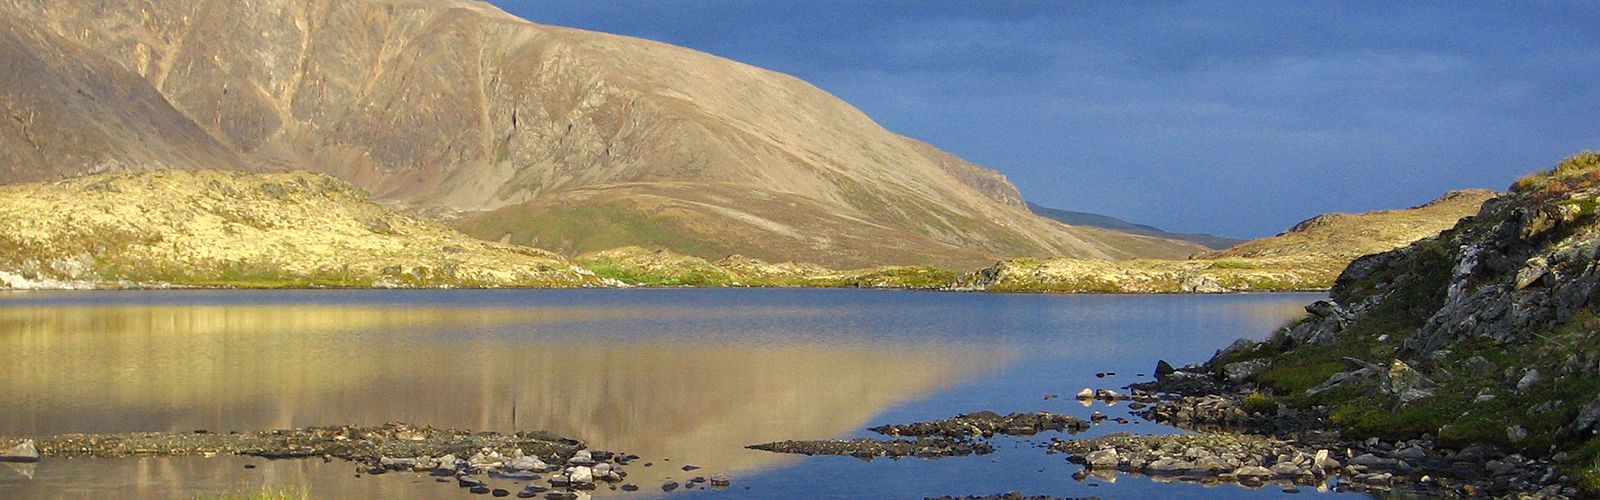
[0,289,1355,498]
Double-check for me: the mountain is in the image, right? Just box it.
[0,17,250,182]
[1026,202,1244,250]
[962,190,1496,293]
[1204,152,1600,496]
[0,170,601,288]
[0,0,1206,269]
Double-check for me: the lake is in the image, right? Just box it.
[0,289,1359,498]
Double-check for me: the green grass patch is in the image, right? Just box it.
[1242,391,1278,415]
[455,201,737,260]
[1209,259,1260,270]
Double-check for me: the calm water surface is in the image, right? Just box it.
[0,289,1359,499]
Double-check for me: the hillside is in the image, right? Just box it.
[1204,152,1600,495]
[962,190,1496,293]
[1027,202,1244,250]
[575,246,956,289]
[0,170,602,288]
[1204,189,1499,260]
[0,0,1206,269]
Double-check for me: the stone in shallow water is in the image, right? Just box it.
[0,440,40,463]
[1085,449,1119,469]
[1233,465,1274,480]
[567,450,596,466]
[506,455,546,472]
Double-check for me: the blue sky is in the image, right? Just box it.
[491,1,1599,238]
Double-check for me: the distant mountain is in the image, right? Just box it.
[1026,202,1244,250]
[0,0,1206,269]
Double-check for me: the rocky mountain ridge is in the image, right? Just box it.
[0,0,1206,268]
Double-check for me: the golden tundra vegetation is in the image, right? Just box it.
[0,170,603,288]
[0,169,1493,291]
[959,190,1499,292]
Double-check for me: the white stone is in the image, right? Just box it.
[1085,449,1119,469]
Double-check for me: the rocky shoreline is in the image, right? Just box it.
[0,423,736,498]
[748,412,1090,460]
[1088,361,1582,498]
[740,365,1579,499]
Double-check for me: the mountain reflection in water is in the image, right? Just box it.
[0,303,1010,485]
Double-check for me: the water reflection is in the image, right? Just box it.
[0,290,1328,499]
[0,303,1006,487]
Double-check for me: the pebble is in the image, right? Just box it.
[491,489,509,497]
[662,481,680,492]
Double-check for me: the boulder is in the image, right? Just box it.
[1270,462,1304,477]
[0,440,39,463]
[1221,359,1270,384]
[1516,369,1541,392]
[1305,365,1379,396]
[1210,339,1262,366]
[1233,465,1274,480]
[1192,456,1233,473]
[1085,449,1119,469]
[1076,388,1095,400]
[1155,360,1177,377]
[1507,425,1529,442]
[1383,359,1437,404]
[1144,458,1193,475]
[1573,395,1600,435]
[567,466,594,485]
[567,450,597,467]
[506,455,546,472]
[1180,273,1226,293]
